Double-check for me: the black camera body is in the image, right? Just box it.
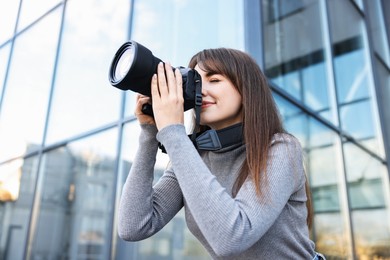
[108,41,202,116]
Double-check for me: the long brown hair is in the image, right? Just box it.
[188,48,313,228]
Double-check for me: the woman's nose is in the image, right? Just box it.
[201,82,208,96]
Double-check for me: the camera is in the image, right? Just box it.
[108,41,202,116]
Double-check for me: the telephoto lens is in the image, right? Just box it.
[108,41,202,116]
[109,41,162,96]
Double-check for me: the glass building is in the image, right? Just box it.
[0,0,389,259]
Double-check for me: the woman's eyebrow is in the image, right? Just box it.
[206,72,219,77]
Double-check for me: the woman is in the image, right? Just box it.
[118,48,322,259]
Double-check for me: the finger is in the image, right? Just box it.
[175,68,183,101]
[151,74,160,99]
[165,62,176,97]
[157,62,168,96]
[136,93,148,102]
[137,94,148,99]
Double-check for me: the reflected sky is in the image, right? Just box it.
[131,0,244,66]
[0,7,62,162]
[44,0,130,146]
[0,1,20,45]
[17,0,62,31]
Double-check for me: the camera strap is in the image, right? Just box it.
[195,123,243,151]
[190,71,203,144]
[158,123,243,153]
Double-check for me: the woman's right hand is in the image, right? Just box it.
[134,94,155,125]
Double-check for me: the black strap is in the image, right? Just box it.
[196,123,243,150]
[190,72,202,143]
[159,123,243,153]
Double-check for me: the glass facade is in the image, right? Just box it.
[0,0,389,259]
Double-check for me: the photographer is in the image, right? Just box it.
[118,47,324,259]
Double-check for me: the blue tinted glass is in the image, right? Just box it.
[303,63,329,111]
[340,100,374,140]
[273,72,301,101]
[334,49,369,103]
[329,0,385,157]
[262,0,336,124]
[367,0,390,67]
[273,93,307,145]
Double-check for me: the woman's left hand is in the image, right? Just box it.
[151,62,184,131]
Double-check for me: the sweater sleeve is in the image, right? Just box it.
[156,124,305,257]
[118,124,184,241]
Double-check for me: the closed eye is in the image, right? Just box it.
[210,78,220,83]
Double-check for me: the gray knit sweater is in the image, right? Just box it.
[118,124,316,259]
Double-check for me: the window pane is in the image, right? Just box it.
[334,49,369,103]
[274,94,307,147]
[30,129,118,259]
[0,1,20,44]
[17,0,62,32]
[0,8,62,162]
[262,0,336,124]
[328,0,385,157]
[343,142,390,258]
[339,100,374,138]
[118,122,211,259]
[45,0,129,144]
[344,143,387,208]
[0,156,39,260]
[125,0,244,117]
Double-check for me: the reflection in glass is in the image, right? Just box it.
[125,0,244,117]
[262,0,335,124]
[0,156,39,260]
[339,99,374,141]
[17,0,62,32]
[366,0,390,67]
[328,0,384,157]
[45,0,129,144]
[275,93,351,258]
[352,0,363,10]
[307,125,351,258]
[0,8,62,162]
[273,94,307,147]
[30,129,118,259]
[343,142,390,259]
[374,58,390,143]
[118,122,211,259]
[0,1,20,44]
